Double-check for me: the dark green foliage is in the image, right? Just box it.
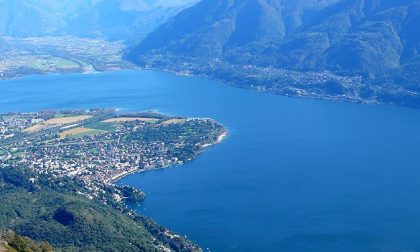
[118,186,145,202]
[84,121,115,131]
[52,208,75,226]
[0,167,200,252]
[128,120,222,144]
[0,230,53,252]
[124,119,224,163]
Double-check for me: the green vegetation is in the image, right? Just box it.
[88,147,99,155]
[128,0,420,108]
[0,110,225,251]
[84,121,116,131]
[0,167,200,252]
[66,129,105,139]
[0,230,53,252]
[0,36,134,81]
[128,119,221,144]
[31,57,80,72]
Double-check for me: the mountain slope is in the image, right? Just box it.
[0,0,198,43]
[64,0,199,43]
[128,0,420,107]
[0,167,199,251]
[0,0,93,37]
[0,231,53,252]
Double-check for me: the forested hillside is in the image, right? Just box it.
[0,167,200,252]
[128,0,420,107]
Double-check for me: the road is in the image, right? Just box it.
[0,147,12,161]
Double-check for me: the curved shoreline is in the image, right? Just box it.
[111,130,228,183]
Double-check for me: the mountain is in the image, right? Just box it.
[0,166,199,251]
[128,0,420,107]
[64,0,199,44]
[0,0,198,43]
[0,0,92,37]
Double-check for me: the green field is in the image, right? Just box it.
[66,129,105,139]
[31,57,80,71]
[60,127,105,139]
[85,121,116,131]
[88,147,99,155]
[11,151,25,159]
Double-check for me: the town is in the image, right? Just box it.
[0,109,226,203]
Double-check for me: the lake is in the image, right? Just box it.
[2,70,420,251]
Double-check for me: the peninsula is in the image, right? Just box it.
[0,108,226,251]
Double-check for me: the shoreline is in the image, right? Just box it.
[201,130,228,148]
[110,130,228,184]
[3,67,419,111]
[137,66,420,110]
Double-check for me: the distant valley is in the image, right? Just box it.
[0,36,134,80]
[0,0,198,79]
[0,0,198,43]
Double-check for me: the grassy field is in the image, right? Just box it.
[103,117,159,123]
[51,57,81,70]
[59,127,105,139]
[24,115,91,132]
[88,147,99,155]
[45,115,91,124]
[161,118,186,124]
[24,124,47,132]
[31,57,81,71]
[84,122,116,131]
[11,151,25,159]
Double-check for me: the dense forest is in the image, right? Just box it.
[0,167,200,252]
[0,230,52,252]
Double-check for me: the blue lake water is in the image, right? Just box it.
[2,70,420,251]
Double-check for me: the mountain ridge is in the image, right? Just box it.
[0,0,198,43]
[128,0,420,107]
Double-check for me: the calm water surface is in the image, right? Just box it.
[1,71,420,251]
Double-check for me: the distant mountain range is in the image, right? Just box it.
[0,0,197,43]
[128,0,420,107]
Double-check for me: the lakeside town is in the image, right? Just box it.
[0,109,226,203]
[139,55,420,108]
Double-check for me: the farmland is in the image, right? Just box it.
[45,115,91,124]
[103,117,159,123]
[59,127,105,139]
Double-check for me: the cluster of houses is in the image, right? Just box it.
[18,120,189,196]
[0,113,43,139]
[1,110,224,202]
